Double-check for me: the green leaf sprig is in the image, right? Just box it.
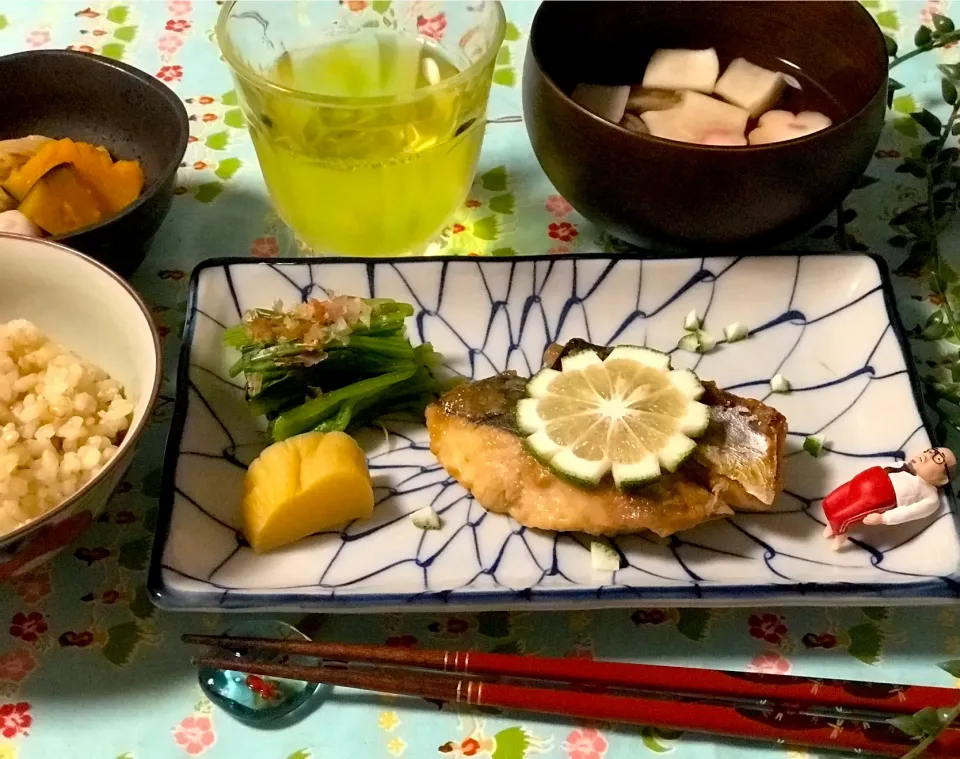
[883,14,960,440]
[886,15,959,73]
[888,660,960,759]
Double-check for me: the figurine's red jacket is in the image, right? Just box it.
[822,466,896,534]
[822,465,939,534]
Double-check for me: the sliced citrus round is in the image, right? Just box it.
[516,346,708,488]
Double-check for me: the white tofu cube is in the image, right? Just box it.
[714,57,785,116]
[571,83,630,123]
[639,108,688,141]
[642,48,720,93]
[640,91,750,145]
[677,91,750,134]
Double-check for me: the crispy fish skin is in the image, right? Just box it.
[688,381,787,511]
[426,372,733,537]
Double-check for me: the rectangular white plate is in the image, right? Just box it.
[149,254,960,611]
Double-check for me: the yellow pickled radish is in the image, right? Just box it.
[242,430,374,553]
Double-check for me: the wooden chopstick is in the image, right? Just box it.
[193,653,960,758]
[183,634,956,714]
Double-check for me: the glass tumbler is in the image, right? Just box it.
[217,0,506,257]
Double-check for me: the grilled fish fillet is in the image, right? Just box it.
[425,373,733,537]
[425,340,788,537]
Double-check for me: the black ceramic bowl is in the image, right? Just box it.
[0,49,189,276]
[523,1,889,251]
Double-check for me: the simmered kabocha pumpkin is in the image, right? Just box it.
[17,166,104,236]
[1,137,144,236]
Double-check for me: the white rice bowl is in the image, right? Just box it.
[0,319,135,533]
[0,234,160,551]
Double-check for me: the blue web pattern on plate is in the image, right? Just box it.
[148,254,960,610]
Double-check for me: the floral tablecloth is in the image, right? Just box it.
[1,1,960,757]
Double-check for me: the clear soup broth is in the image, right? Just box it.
[768,59,845,121]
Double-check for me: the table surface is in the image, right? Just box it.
[1,2,959,758]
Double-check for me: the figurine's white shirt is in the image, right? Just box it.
[882,471,941,525]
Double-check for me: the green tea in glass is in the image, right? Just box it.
[217,1,506,257]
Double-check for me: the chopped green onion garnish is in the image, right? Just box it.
[411,506,441,530]
[770,373,791,393]
[591,539,621,571]
[724,322,749,342]
[803,435,825,457]
[698,331,717,352]
[677,332,701,353]
[677,330,716,354]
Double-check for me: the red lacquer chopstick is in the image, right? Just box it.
[183,636,955,715]
[193,655,960,758]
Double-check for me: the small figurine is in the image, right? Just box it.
[822,447,956,550]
